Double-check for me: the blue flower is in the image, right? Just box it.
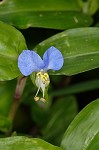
[18,46,64,102]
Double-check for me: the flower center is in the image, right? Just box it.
[37,71,50,85]
[34,70,50,102]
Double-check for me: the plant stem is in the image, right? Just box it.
[8,76,27,122]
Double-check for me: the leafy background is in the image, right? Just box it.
[0,0,99,149]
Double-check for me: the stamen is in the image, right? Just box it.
[34,96,40,101]
[42,86,45,98]
[40,97,46,103]
[35,70,50,102]
[35,86,40,97]
[37,72,42,77]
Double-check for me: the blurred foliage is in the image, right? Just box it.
[0,0,99,149]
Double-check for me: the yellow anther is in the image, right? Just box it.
[40,97,46,103]
[44,76,47,81]
[46,80,50,84]
[34,96,40,101]
[42,77,45,82]
[44,73,48,78]
[41,74,43,78]
[37,72,42,77]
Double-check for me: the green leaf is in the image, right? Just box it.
[0,115,12,133]
[0,0,92,29]
[0,21,27,81]
[61,98,99,150]
[34,27,99,75]
[42,96,78,146]
[0,136,62,150]
[86,132,99,150]
[0,0,80,12]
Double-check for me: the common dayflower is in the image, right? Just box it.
[18,46,64,102]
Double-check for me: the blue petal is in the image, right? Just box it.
[18,50,44,76]
[43,46,64,71]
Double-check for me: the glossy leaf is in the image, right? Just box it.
[0,21,27,81]
[0,0,92,29]
[0,136,62,150]
[0,0,80,12]
[61,98,99,150]
[86,132,99,150]
[34,28,99,75]
[42,96,78,146]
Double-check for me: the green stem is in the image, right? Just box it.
[8,75,27,122]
